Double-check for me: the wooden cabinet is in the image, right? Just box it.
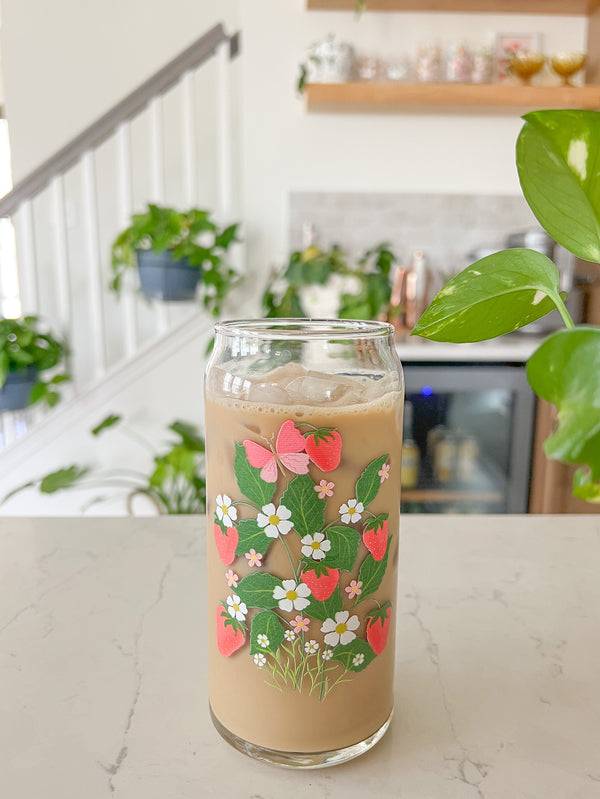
[305,1,600,112]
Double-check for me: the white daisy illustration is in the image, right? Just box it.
[257,503,293,538]
[352,653,365,667]
[322,649,333,661]
[226,594,248,622]
[254,653,267,668]
[284,629,296,642]
[339,499,364,524]
[257,634,270,649]
[320,610,360,646]
[304,639,319,655]
[273,579,311,612]
[215,494,237,527]
[300,532,331,561]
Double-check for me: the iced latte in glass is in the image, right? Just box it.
[205,320,404,767]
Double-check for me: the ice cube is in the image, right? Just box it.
[285,372,359,404]
[248,382,291,406]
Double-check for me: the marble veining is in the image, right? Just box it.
[1,515,599,799]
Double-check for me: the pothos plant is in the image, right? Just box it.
[414,109,600,502]
[213,418,394,702]
[3,415,206,514]
[262,242,398,321]
[110,204,240,317]
[0,316,69,408]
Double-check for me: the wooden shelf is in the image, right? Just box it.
[307,0,600,14]
[305,82,600,112]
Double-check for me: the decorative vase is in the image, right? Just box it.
[0,366,38,412]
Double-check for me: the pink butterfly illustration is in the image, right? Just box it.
[243,420,310,483]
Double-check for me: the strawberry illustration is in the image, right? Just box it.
[366,602,392,655]
[301,564,340,601]
[214,522,238,565]
[304,428,342,472]
[216,604,246,656]
[362,516,388,562]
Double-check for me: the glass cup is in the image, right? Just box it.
[205,319,404,768]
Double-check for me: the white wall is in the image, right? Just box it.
[238,1,586,305]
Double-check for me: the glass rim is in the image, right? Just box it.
[214,318,395,341]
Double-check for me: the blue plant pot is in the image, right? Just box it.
[0,366,38,412]
[136,249,201,302]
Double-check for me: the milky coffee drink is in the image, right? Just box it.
[205,320,404,767]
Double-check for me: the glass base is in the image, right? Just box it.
[210,705,393,769]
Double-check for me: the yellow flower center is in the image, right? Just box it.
[335,622,348,635]
[311,541,321,550]
[269,514,280,526]
[232,602,240,613]
[286,589,298,601]
[221,505,228,514]
[348,507,356,517]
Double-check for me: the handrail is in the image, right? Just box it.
[0,24,238,217]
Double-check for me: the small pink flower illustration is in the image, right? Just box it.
[292,615,310,634]
[245,549,263,568]
[345,579,363,599]
[225,569,239,588]
[378,463,390,483]
[314,479,335,499]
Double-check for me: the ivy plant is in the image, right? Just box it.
[110,204,241,317]
[0,316,69,408]
[414,109,600,502]
[3,415,206,514]
[263,242,398,321]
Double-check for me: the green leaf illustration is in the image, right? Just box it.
[355,455,388,507]
[357,539,391,603]
[323,525,360,571]
[236,572,283,610]
[235,518,272,558]
[305,586,343,622]
[250,610,285,655]
[331,638,376,672]
[527,327,600,494]
[233,442,276,507]
[280,473,325,537]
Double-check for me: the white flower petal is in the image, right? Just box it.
[264,525,280,539]
[301,534,313,545]
[335,610,349,624]
[320,539,331,552]
[346,614,360,631]
[320,618,336,634]
[340,629,356,645]
[261,503,276,516]
[339,503,349,515]
[355,502,364,513]
[278,520,294,535]
[294,596,310,611]
[282,579,297,591]
[277,505,292,520]
[256,513,269,528]
[228,505,238,522]
[313,532,325,543]
[296,582,311,598]
[278,598,293,612]
[238,602,248,616]
[301,544,313,558]
[324,631,340,647]
[313,549,326,561]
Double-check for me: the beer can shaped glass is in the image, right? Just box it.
[205,319,404,767]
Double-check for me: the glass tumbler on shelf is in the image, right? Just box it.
[205,319,404,768]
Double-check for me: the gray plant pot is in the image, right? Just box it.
[0,366,38,412]
[136,249,201,302]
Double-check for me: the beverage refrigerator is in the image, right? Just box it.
[401,362,536,514]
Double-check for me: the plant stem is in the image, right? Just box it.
[279,535,299,581]
[553,292,576,330]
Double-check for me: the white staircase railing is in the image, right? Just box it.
[0,23,240,444]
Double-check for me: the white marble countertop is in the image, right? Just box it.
[396,334,545,363]
[2,515,599,799]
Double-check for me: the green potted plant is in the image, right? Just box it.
[263,241,398,320]
[0,316,69,411]
[3,414,206,514]
[414,109,600,503]
[110,203,240,312]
